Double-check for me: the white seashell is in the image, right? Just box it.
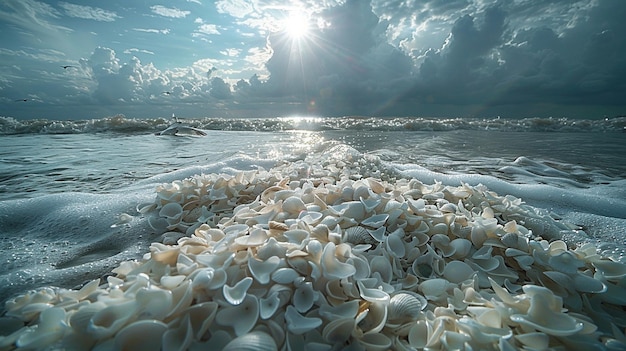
[449,238,472,259]
[260,291,281,319]
[357,300,388,334]
[385,232,406,259]
[387,293,426,323]
[114,320,167,351]
[162,314,193,351]
[222,331,278,351]
[321,242,357,280]
[293,282,316,313]
[367,226,387,242]
[298,210,323,224]
[88,300,138,339]
[408,319,431,349]
[357,281,390,304]
[329,201,366,221]
[283,196,307,214]
[184,301,218,339]
[369,256,393,283]
[161,275,186,290]
[248,256,281,284]
[343,226,377,245]
[271,267,300,284]
[223,277,253,305]
[359,333,392,351]
[159,202,184,219]
[284,305,322,335]
[135,287,172,320]
[16,307,66,349]
[319,300,359,320]
[192,267,228,294]
[548,251,584,274]
[167,280,193,318]
[360,196,381,213]
[514,332,550,349]
[509,285,583,336]
[322,318,354,344]
[442,261,476,284]
[441,330,470,350]
[234,228,268,247]
[419,278,450,302]
[60,279,100,301]
[216,294,260,336]
[593,259,626,280]
[361,214,389,228]
[573,272,606,293]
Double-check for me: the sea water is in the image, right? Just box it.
[1,115,625,310]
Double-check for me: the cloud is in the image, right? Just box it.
[59,2,120,22]
[3,0,626,119]
[150,5,190,18]
[194,23,220,36]
[124,48,155,55]
[0,0,70,34]
[133,28,171,35]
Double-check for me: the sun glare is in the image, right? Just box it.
[284,12,309,39]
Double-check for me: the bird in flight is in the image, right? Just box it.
[61,65,76,69]
[15,99,28,102]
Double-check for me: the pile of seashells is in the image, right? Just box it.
[2,151,626,350]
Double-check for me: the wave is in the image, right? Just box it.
[1,114,625,135]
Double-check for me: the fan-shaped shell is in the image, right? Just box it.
[222,331,278,351]
[388,293,426,323]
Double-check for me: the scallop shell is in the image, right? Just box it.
[343,226,377,245]
[387,292,427,323]
[222,331,278,351]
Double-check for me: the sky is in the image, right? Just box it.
[1,0,625,120]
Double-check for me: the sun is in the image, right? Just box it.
[283,11,310,39]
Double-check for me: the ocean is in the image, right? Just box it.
[1,115,625,349]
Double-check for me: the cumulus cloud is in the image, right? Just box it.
[150,5,190,18]
[59,2,120,22]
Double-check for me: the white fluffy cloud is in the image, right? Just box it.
[150,5,190,18]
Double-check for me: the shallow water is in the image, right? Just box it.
[1,116,625,310]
